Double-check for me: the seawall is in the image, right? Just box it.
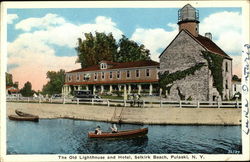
[7,102,241,125]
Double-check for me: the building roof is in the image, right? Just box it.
[65,79,159,85]
[159,29,232,60]
[195,34,231,59]
[67,60,159,73]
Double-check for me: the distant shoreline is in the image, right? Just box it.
[7,102,242,125]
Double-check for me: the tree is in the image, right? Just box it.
[76,32,117,68]
[6,72,13,86]
[232,75,241,82]
[116,35,150,62]
[76,32,151,68]
[20,81,34,97]
[42,69,65,95]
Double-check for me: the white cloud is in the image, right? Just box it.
[7,14,18,24]
[199,11,242,55]
[131,23,178,61]
[8,14,123,90]
[15,13,66,31]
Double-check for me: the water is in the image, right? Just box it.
[7,119,241,154]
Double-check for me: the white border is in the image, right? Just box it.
[1,1,249,161]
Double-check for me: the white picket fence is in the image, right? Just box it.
[6,96,242,108]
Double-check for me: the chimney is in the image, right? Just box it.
[205,32,212,40]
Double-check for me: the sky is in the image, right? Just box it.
[6,6,242,91]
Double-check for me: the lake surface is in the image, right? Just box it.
[7,119,241,154]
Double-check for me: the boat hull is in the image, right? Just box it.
[88,128,148,138]
[15,110,38,118]
[8,115,39,122]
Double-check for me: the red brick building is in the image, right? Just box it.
[63,60,159,96]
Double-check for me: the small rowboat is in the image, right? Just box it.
[8,115,39,122]
[88,128,148,138]
[15,109,38,118]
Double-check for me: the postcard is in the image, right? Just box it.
[1,0,249,161]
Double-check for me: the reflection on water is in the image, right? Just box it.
[7,119,241,154]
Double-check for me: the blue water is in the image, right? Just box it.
[7,119,241,154]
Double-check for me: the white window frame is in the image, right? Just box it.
[136,69,140,78]
[127,70,130,78]
[110,71,113,79]
[117,70,120,79]
[102,72,105,79]
[100,63,107,69]
[146,69,150,77]
[94,73,97,80]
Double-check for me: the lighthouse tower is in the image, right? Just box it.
[177,4,199,37]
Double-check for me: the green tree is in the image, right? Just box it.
[232,75,241,82]
[20,81,34,97]
[116,35,150,62]
[76,32,151,68]
[42,69,65,95]
[76,32,117,68]
[6,72,13,86]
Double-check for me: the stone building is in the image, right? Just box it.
[62,60,159,96]
[159,4,233,101]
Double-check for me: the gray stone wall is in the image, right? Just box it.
[222,59,233,100]
[160,30,211,101]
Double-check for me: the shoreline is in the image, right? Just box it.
[7,102,242,125]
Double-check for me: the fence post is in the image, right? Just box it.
[77,98,79,105]
[160,100,162,108]
[143,100,145,108]
[179,100,182,108]
[124,100,126,107]
[92,98,94,105]
[50,98,53,103]
[197,101,200,108]
[28,97,29,103]
[107,99,110,107]
[236,100,239,108]
[63,97,65,104]
[217,101,220,108]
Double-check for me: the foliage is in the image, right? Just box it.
[6,73,19,88]
[232,75,241,82]
[202,51,224,97]
[158,63,205,94]
[76,32,151,68]
[177,87,185,100]
[42,69,65,95]
[76,32,117,68]
[20,81,35,97]
[6,72,13,86]
[116,35,150,62]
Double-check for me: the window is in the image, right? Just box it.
[102,72,105,79]
[234,84,237,91]
[146,69,150,77]
[68,76,72,82]
[136,69,140,77]
[110,71,113,79]
[94,73,97,80]
[225,62,228,72]
[100,63,107,69]
[226,80,228,89]
[77,74,80,81]
[117,71,120,79]
[127,70,130,78]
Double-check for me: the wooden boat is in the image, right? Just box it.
[88,128,148,138]
[8,115,39,122]
[15,109,38,118]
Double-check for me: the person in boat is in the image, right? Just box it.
[95,126,102,135]
[110,123,118,133]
